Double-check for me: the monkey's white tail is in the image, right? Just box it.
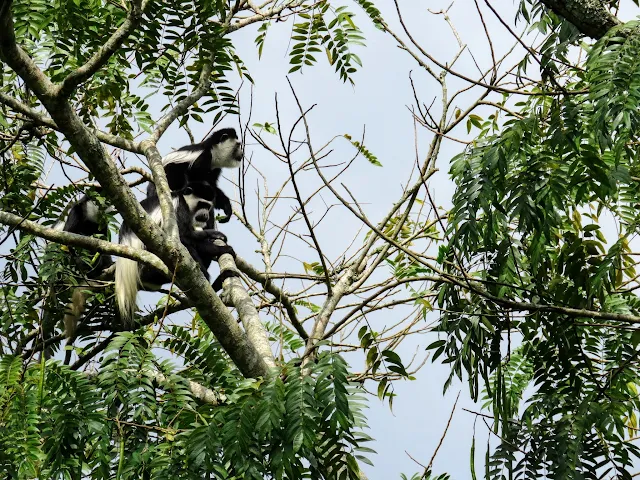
[115,233,143,326]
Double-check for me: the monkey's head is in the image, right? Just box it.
[182,180,216,228]
[208,128,243,169]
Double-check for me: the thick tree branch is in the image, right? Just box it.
[217,245,276,369]
[539,0,620,39]
[140,140,178,237]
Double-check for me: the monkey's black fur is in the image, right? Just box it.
[43,195,114,350]
[59,195,113,274]
[147,127,243,225]
[116,179,240,324]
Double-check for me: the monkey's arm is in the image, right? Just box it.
[213,187,233,223]
[196,241,236,261]
[182,229,235,260]
[212,269,239,291]
[188,229,227,242]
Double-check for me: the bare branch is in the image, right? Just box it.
[217,243,276,369]
[0,209,168,274]
[275,96,333,294]
[236,255,308,339]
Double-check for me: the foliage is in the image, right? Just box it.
[288,1,365,84]
[0,330,370,479]
[428,9,640,479]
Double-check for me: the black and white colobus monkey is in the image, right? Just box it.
[115,179,238,325]
[51,195,113,339]
[146,128,243,224]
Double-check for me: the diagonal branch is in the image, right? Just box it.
[0,91,141,152]
[56,0,148,98]
[217,244,276,369]
[140,140,178,238]
[275,97,333,294]
[151,57,216,142]
[0,209,168,274]
[235,255,308,340]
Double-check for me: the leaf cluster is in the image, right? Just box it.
[0,329,372,479]
[425,17,640,479]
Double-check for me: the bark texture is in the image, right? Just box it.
[540,0,620,39]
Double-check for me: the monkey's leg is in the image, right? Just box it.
[212,270,241,291]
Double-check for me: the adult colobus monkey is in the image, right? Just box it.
[116,179,237,325]
[146,128,243,224]
[50,195,113,339]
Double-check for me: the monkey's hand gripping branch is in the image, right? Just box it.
[213,239,277,370]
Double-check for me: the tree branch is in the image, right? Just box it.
[151,369,227,405]
[150,57,215,142]
[438,265,640,326]
[0,91,141,152]
[235,255,308,340]
[226,0,306,33]
[217,244,276,370]
[0,209,168,274]
[539,0,620,39]
[56,0,148,97]
[140,140,178,238]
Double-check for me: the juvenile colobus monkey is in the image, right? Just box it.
[51,195,113,338]
[115,179,237,325]
[147,128,243,224]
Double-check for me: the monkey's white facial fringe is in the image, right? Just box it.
[210,138,243,168]
[182,194,214,228]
